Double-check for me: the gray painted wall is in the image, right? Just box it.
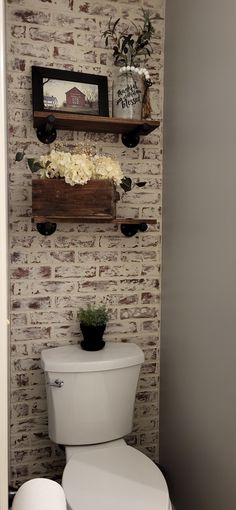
[160,1,236,508]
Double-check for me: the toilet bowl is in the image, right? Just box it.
[41,343,172,510]
[63,441,171,510]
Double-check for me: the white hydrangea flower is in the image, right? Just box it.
[39,149,123,186]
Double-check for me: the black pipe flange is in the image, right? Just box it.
[36,222,57,236]
[120,223,148,237]
[36,115,57,144]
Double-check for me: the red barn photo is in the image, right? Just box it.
[65,87,86,107]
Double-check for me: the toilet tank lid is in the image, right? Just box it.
[41,343,144,373]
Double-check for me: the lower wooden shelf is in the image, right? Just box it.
[32,216,157,225]
[32,179,157,236]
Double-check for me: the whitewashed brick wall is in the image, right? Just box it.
[7,0,165,487]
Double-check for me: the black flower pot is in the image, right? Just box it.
[80,323,106,351]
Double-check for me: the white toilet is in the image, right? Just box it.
[41,342,172,510]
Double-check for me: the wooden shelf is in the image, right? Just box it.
[31,179,156,236]
[33,111,160,136]
[32,216,157,225]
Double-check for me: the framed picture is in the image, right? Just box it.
[32,66,109,117]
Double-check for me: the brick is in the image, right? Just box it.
[136,391,158,403]
[141,362,157,374]
[77,251,118,263]
[10,464,28,484]
[13,358,42,372]
[12,326,51,341]
[141,264,160,276]
[11,267,31,279]
[30,280,76,295]
[141,292,160,304]
[11,313,28,326]
[137,402,159,417]
[133,417,157,433]
[11,434,30,449]
[53,45,77,62]
[107,321,138,334]
[53,325,79,340]
[11,252,29,264]
[11,42,50,59]
[11,281,31,296]
[11,343,29,357]
[9,57,26,71]
[11,25,26,39]
[54,235,96,248]
[30,311,73,324]
[10,417,48,436]
[31,431,51,446]
[11,403,29,419]
[12,297,51,310]
[99,264,141,278]
[140,431,159,445]
[98,235,139,249]
[11,373,30,388]
[55,266,96,278]
[102,294,139,306]
[55,295,95,308]
[120,307,157,320]
[29,28,74,45]
[12,9,51,24]
[30,371,45,386]
[30,341,61,356]
[11,387,45,403]
[142,319,160,332]
[141,234,161,248]
[30,251,75,263]
[120,278,159,292]
[31,400,47,415]
[121,250,157,263]
[88,2,119,16]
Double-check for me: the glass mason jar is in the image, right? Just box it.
[112,68,144,120]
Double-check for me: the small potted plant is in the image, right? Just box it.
[78,304,110,351]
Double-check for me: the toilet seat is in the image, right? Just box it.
[62,445,171,510]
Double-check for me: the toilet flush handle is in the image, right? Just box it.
[48,378,64,388]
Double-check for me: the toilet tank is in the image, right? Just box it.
[41,343,144,445]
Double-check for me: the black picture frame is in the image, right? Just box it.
[32,66,109,117]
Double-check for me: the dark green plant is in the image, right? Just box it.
[78,304,110,327]
[102,9,158,66]
[15,150,42,173]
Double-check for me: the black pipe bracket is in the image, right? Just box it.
[36,222,57,236]
[120,223,148,237]
[121,123,153,148]
[36,115,57,144]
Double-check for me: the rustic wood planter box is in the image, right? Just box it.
[32,178,119,222]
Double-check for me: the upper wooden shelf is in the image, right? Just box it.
[33,111,160,136]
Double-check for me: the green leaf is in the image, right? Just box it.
[27,158,42,173]
[120,177,132,193]
[15,151,25,162]
[112,17,120,33]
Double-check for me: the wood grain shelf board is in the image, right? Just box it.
[32,216,157,225]
[33,111,160,135]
